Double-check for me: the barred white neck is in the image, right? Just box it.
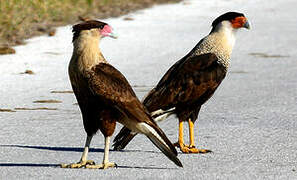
[193,21,237,68]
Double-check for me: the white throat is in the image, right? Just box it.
[72,31,107,72]
[213,21,237,51]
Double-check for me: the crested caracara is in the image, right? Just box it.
[61,20,182,169]
[113,12,250,153]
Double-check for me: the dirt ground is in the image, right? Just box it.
[0,0,181,49]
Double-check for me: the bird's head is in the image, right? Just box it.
[211,12,250,33]
[72,20,117,43]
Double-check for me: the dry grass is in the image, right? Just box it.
[0,0,180,45]
[0,108,16,112]
[14,107,58,111]
[33,99,62,103]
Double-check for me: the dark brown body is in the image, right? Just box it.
[113,53,228,150]
[69,65,118,137]
[143,53,227,123]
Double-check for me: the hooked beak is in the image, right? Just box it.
[243,20,250,29]
[101,25,118,39]
[107,31,118,39]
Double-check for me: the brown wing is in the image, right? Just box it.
[87,63,152,123]
[143,53,227,112]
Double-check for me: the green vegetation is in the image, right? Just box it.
[0,0,180,45]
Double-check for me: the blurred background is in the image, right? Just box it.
[0,0,180,48]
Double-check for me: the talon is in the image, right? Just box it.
[103,162,116,169]
[178,142,190,149]
[60,160,95,168]
[189,147,212,153]
[86,162,116,169]
[60,163,68,168]
[85,160,95,165]
[173,142,190,148]
[86,164,102,169]
[199,149,212,153]
[180,146,212,154]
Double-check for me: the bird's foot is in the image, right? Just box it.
[180,144,212,154]
[174,142,192,148]
[86,162,117,169]
[60,160,95,168]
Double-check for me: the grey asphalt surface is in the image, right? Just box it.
[0,0,296,179]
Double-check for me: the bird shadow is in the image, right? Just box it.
[0,144,104,152]
[0,163,59,167]
[0,144,161,154]
[0,163,175,170]
[116,165,176,170]
[0,144,171,169]
[114,149,162,154]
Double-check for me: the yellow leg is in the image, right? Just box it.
[178,120,192,153]
[185,119,212,154]
[175,119,212,153]
[188,119,195,148]
[178,120,184,146]
[174,120,184,147]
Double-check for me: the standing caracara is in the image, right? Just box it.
[61,20,182,169]
[113,12,250,153]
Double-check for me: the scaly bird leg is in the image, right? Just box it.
[86,136,117,169]
[186,118,212,153]
[188,118,196,148]
[61,135,95,168]
[174,120,190,148]
[177,120,190,152]
[173,120,182,147]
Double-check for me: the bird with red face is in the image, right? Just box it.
[113,12,250,154]
[61,20,182,169]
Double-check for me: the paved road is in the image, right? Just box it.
[0,0,296,179]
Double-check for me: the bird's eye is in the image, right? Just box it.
[100,25,105,29]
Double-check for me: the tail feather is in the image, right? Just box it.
[114,122,182,167]
[114,111,182,166]
[113,108,176,150]
[143,123,182,167]
[153,109,175,122]
[113,127,138,150]
[151,108,175,119]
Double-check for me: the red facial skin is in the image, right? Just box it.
[231,16,248,28]
[100,25,113,37]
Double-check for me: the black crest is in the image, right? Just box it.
[72,20,107,42]
[211,12,245,28]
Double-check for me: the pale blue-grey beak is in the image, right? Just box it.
[243,20,250,29]
[108,32,118,39]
